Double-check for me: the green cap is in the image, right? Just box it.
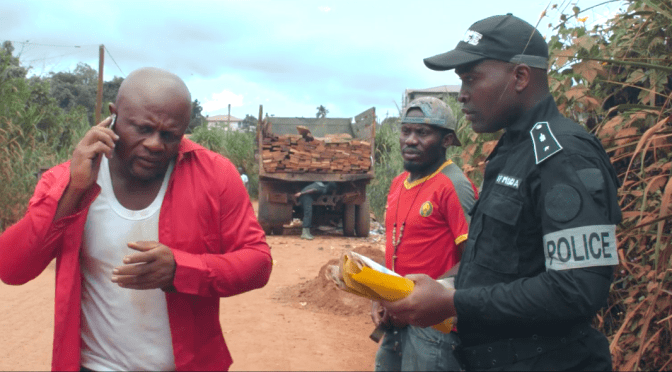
[401,96,461,146]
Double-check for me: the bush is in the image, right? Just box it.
[368,117,404,222]
[190,125,258,198]
[0,49,89,232]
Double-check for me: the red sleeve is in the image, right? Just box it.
[171,156,272,297]
[0,162,99,285]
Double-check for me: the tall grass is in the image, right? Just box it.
[0,60,90,232]
[189,125,259,197]
[368,118,404,222]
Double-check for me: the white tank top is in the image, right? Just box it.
[80,156,175,371]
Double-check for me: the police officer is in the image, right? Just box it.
[381,14,621,371]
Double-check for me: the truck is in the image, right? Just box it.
[256,107,376,237]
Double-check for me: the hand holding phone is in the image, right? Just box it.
[68,115,119,192]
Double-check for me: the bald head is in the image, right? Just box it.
[116,67,192,121]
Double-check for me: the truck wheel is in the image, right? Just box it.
[355,201,370,237]
[343,204,356,237]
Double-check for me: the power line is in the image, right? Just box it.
[23,50,87,65]
[7,40,97,49]
[104,46,125,77]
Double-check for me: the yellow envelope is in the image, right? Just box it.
[335,251,454,333]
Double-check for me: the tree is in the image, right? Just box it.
[0,41,28,81]
[316,105,329,118]
[240,114,257,132]
[102,76,124,114]
[45,63,125,125]
[48,63,97,123]
[187,99,206,133]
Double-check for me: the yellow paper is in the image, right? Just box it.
[350,267,414,301]
[335,251,454,333]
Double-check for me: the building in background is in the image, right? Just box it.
[402,85,460,110]
[206,114,243,131]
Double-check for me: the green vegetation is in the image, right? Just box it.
[368,116,403,222]
[189,125,259,197]
[0,42,90,232]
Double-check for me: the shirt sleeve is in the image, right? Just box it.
[171,158,272,297]
[443,183,474,246]
[441,168,478,245]
[454,134,621,325]
[0,162,100,285]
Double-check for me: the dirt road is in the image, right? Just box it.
[0,203,384,371]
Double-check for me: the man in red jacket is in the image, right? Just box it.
[0,67,273,371]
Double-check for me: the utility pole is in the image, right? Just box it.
[227,103,231,130]
[95,44,104,124]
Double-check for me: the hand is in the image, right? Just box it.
[372,300,408,329]
[69,116,118,192]
[294,192,302,198]
[111,241,176,290]
[381,274,456,328]
[371,300,388,326]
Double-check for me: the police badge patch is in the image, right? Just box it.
[419,201,433,217]
[544,225,619,270]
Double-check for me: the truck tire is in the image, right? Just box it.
[343,204,356,237]
[355,200,370,237]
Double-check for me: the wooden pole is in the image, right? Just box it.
[95,44,104,124]
[257,105,264,176]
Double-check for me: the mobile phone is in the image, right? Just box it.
[110,114,117,130]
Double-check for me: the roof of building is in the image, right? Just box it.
[207,114,242,122]
[405,85,461,95]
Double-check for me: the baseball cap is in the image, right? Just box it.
[401,96,461,146]
[424,14,548,71]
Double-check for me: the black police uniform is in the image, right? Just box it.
[453,95,621,371]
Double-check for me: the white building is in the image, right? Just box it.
[206,114,243,131]
[403,85,461,110]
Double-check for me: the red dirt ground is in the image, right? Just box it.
[0,202,385,371]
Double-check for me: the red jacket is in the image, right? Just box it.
[0,139,273,371]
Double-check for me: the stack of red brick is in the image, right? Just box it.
[262,134,372,173]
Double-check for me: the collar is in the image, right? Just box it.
[175,137,201,164]
[504,94,560,141]
[404,159,452,189]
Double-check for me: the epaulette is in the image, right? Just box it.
[530,121,563,164]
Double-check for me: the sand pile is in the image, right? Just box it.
[276,245,385,316]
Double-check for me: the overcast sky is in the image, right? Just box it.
[2,0,620,120]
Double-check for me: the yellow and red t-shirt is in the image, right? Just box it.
[385,160,478,278]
